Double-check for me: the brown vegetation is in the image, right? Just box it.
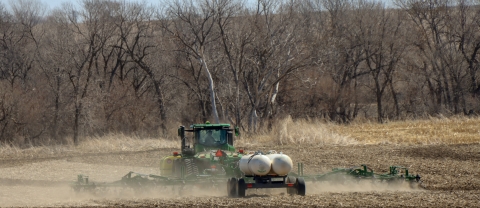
[330,116,480,144]
[0,0,479,146]
[1,116,478,158]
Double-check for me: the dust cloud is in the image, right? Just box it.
[0,179,230,207]
[0,177,424,207]
[306,180,423,194]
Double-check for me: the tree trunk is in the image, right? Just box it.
[199,57,219,124]
[389,80,400,119]
[52,71,61,142]
[266,81,280,129]
[248,108,258,132]
[73,103,81,146]
[235,81,241,127]
[374,76,384,123]
[149,76,167,135]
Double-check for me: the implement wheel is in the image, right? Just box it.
[237,178,246,197]
[227,178,238,197]
[296,177,306,196]
[286,176,297,195]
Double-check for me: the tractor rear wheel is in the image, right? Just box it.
[237,178,246,197]
[286,176,297,195]
[296,177,306,196]
[228,178,238,197]
[184,159,199,176]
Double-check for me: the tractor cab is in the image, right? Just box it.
[197,129,227,147]
[178,122,239,157]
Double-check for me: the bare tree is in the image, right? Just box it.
[1,0,480,146]
[397,0,448,114]
[241,0,312,131]
[212,0,245,127]
[359,2,406,122]
[116,2,170,135]
[0,0,47,145]
[314,0,369,122]
[162,0,225,124]
[398,0,478,115]
[49,0,120,145]
[447,0,480,114]
[0,0,45,87]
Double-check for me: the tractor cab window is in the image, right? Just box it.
[198,129,226,146]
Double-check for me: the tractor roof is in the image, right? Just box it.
[190,123,231,129]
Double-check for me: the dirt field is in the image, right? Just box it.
[1,142,479,207]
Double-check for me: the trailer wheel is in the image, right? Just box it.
[296,177,306,196]
[237,178,246,197]
[286,176,297,195]
[228,178,238,197]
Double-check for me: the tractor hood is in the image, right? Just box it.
[195,149,242,160]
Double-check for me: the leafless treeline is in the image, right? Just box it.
[0,0,479,145]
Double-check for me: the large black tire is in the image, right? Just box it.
[237,178,246,197]
[296,177,306,196]
[184,159,199,176]
[228,178,238,197]
[286,176,297,195]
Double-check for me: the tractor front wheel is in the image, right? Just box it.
[228,178,238,197]
[237,178,246,197]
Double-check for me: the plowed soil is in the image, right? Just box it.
[1,143,479,207]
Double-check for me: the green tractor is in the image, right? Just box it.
[158,122,244,184]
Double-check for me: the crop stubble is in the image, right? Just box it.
[0,144,479,207]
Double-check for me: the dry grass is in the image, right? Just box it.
[1,116,479,158]
[76,133,179,152]
[0,133,179,159]
[330,116,480,145]
[238,116,356,147]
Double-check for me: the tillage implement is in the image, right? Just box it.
[71,122,422,197]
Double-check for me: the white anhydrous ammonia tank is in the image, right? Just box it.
[239,154,272,176]
[239,154,253,175]
[267,153,293,176]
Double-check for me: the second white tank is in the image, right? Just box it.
[267,153,293,176]
[239,154,272,176]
